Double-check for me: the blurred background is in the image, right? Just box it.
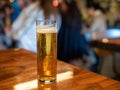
[0,0,120,81]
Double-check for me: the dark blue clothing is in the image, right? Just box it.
[58,12,89,62]
[11,0,22,22]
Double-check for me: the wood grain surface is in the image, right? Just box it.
[0,48,120,90]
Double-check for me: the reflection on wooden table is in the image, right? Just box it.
[0,48,120,90]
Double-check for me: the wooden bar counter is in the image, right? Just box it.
[90,29,120,52]
[0,48,120,90]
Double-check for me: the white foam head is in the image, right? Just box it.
[36,26,57,33]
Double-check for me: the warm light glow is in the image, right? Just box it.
[53,1,59,7]
[102,38,109,43]
[9,0,14,3]
[14,71,73,90]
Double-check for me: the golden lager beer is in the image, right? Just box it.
[36,20,57,84]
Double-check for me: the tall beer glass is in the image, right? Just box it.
[36,20,57,84]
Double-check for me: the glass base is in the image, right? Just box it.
[39,79,56,84]
[38,77,56,84]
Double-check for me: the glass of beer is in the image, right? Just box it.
[36,20,57,84]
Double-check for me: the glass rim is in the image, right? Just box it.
[36,20,56,23]
[36,20,56,26]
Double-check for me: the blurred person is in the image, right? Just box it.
[17,0,28,9]
[11,0,22,22]
[0,8,5,34]
[3,4,13,35]
[0,42,2,49]
[0,8,5,49]
[85,2,107,32]
[58,0,89,66]
[0,5,12,49]
[83,2,107,72]
[11,0,31,22]
[10,0,61,52]
[114,12,120,29]
[0,0,10,7]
